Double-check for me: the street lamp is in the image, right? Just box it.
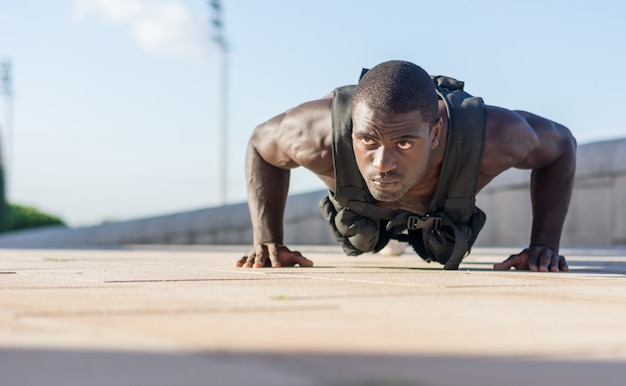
[209,1,228,205]
[0,60,12,229]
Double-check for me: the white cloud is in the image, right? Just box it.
[73,0,209,60]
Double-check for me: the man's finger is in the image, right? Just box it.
[537,250,552,272]
[493,255,518,271]
[243,248,257,268]
[236,249,258,268]
[266,243,281,268]
[559,255,570,272]
[253,249,268,268]
[295,254,314,267]
[282,249,313,267]
[235,255,247,268]
[527,250,541,272]
[549,253,561,272]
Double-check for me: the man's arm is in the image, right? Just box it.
[526,111,576,255]
[236,98,334,268]
[491,109,577,272]
[246,143,290,248]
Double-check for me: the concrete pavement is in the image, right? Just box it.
[2,245,626,385]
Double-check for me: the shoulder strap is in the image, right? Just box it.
[401,75,486,270]
[330,85,371,204]
[429,76,486,218]
[321,85,395,254]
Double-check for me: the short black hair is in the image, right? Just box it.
[352,60,438,124]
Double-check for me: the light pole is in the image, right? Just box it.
[1,61,11,172]
[209,0,228,205]
[0,60,11,229]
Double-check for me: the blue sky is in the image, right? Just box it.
[1,0,625,226]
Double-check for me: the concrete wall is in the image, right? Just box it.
[1,138,625,248]
[0,190,335,248]
[477,138,626,247]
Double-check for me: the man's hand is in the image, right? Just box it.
[493,246,569,272]
[236,243,314,268]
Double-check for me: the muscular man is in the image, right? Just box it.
[236,60,576,272]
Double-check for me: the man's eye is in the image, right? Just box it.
[360,137,375,145]
[397,141,412,150]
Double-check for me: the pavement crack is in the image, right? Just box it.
[103,278,279,283]
[17,305,339,318]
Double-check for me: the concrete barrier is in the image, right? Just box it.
[0,138,624,248]
[0,190,333,248]
[476,138,626,247]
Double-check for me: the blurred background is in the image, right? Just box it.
[0,0,624,228]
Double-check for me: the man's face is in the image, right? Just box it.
[351,102,440,202]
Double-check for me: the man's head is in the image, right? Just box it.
[351,60,442,202]
[352,60,439,122]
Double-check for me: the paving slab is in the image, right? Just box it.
[2,245,626,385]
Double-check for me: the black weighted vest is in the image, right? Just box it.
[319,74,487,270]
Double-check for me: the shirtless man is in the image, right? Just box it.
[236,60,576,272]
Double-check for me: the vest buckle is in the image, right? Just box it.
[406,215,441,231]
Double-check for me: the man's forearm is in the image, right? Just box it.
[529,141,576,251]
[246,143,290,245]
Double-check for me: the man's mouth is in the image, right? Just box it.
[370,178,400,190]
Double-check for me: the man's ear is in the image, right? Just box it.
[430,117,442,149]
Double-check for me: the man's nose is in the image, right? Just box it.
[372,146,397,173]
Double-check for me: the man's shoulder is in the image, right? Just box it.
[282,97,333,128]
[483,105,538,147]
[480,105,540,175]
[275,97,334,170]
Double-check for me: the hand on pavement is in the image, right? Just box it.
[236,243,314,268]
[493,246,569,272]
